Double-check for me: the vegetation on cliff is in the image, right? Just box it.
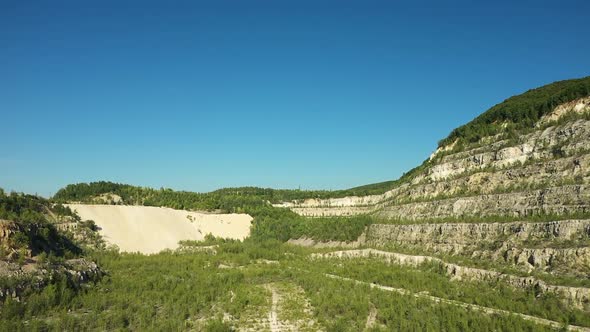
[0,190,81,259]
[0,190,103,312]
[54,181,335,210]
[54,179,421,208]
[439,76,590,148]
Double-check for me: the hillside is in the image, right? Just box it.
[439,76,590,147]
[0,190,103,309]
[277,82,590,218]
[274,78,590,322]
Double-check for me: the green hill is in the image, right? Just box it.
[439,76,590,148]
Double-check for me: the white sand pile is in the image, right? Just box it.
[66,204,252,254]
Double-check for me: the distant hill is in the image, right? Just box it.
[53,181,400,212]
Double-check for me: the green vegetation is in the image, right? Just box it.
[295,272,556,331]
[251,211,373,242]
[0,241,565,331]
[53,182,375,243]
[0,191,81,259]
[53,180,406,208]
[439,76,590,148]
[302,256,590,327]
[379,243,590,289]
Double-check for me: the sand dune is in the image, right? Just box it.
[66,204,252,254]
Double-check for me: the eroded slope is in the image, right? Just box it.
[67,204,252,254]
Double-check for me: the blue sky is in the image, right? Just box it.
[1,0,589,197]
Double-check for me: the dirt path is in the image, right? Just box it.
[265,284,282,332]
[364,303,378,331]
[325,273,590,332]
[262,283,323,332]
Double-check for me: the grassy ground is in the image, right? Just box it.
[0,241,581,331]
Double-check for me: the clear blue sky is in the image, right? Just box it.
[1,0,589,197]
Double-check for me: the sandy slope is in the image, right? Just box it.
[66,204,252,254]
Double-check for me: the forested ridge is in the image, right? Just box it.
[439,76,590,147]
[54,181,337,212]
[53,180,403,210]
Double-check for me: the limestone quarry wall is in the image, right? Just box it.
[375,185,590,220]
[423,119,590,182]
[366,219,590,247]
[277,111,590,218]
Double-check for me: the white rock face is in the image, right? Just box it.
[366,220,590,247]
[276,101,590,218]
[429,139,458,161]
[538,97,590,126]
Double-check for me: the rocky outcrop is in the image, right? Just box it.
[362,220,590,276]
[470,246,590,275]
[375,185,590,220]
[537,97,590,126]
[92,193,123,205]
[277,107,590,218]
[503,247,590,269]
[287,233,366,249]
[0,220,18,241]
[429,116,590,175]
[284,97,590,313]
[281,152,590,217]
[366,219,590,247]
[63,258,103,284]
[445,263,590,311]
[395,154,589,201]
[0,258,103,302]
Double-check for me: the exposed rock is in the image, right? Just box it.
[278,116,590,218]
[92,193,123,205]
[0,258,103,302]
[470,246,590,275]
[366,220,590,247]
[0,220,18,242]
[375,185,590,220]
[63,258,103,283]
[287,232,366,249]
[537,97,590,126]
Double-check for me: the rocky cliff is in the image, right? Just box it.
[282,80,590,313]
[276,114,590,218]
[0,193,104,304]
[0,258,103,302]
